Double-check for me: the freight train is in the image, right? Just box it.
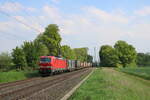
[39,56,92,76]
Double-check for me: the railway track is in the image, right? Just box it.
[0,68,92,100]
[0,77,41,90]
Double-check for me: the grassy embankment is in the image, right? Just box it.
[117,67,150,80]
[0,70,39,83]
[69,68,150,100]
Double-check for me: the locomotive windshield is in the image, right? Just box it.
[40,58,51,63]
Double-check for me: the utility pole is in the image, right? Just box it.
[94,47,96,64]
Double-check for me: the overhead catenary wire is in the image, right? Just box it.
[9,0,45,29]
[0,10,42,33]
[0,1,43,52]
[0,17,36,40]
[0,30,26,40]
[0,1,43,40]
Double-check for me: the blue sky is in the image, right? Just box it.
[0,0,150,60]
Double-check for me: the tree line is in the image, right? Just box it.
[99,40,150,67]
[0,24,93,71]
[136,53,150,67]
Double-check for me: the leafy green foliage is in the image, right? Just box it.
[12,47,27,70]
[136,53,150,67]
[114,40,137,67]
[0,52,13,71]
[99,41,137,67]
[22,41,38,68]
[73,48,89,61]
[61,45,76,59]
[22,41,49,68]
[9,24,94,71]
[61,46,93,62]
[99,45,120,67]
[36,24,62,56]
[87,55,93,62]
[33,40,49,56]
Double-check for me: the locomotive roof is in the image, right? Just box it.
[40,56,64,59]
[40,56,55,58]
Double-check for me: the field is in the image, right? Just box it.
[117,67,150,80]
[0,70,39,83]
[69,68,150,100]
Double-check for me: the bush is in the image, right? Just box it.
[0,52,13,71]
[12,47,27,70]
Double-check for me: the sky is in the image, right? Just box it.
[0,0,150,60]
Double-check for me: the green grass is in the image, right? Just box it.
[69,68,150,100]
[117,67,150,80]
[0,70,40,83]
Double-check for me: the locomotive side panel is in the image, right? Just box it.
[39,56,67,75]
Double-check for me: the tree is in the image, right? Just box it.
[61,45,76,59]
[73,48,88,61]
[22,41,49,68]
[114,40,137,67]
[99,45,120,67]
[87,55,93,62]
[12,47,27,70]
[33,40,49,56]
[137,53,150,67]
[36,24,62,56]
[0,52,12,71]
[22,41,37,68]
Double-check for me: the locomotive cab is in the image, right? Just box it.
[39,56,52,75]
[40,57,51,63]
[39,56,68,76]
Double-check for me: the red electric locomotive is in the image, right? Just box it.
[39,56,67,75]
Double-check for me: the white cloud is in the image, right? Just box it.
[0,20,38,38]
[51,0,61,3]
[84,6,129,24]
[37,5,150,53]
[26,7,37,12]
[129,23,150,39]
[0,2,23,12]
[0,2,36,13]
[13,16,44,33]
[1,3,150,54]
[135,6,150,16]
[43,5,62,23]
